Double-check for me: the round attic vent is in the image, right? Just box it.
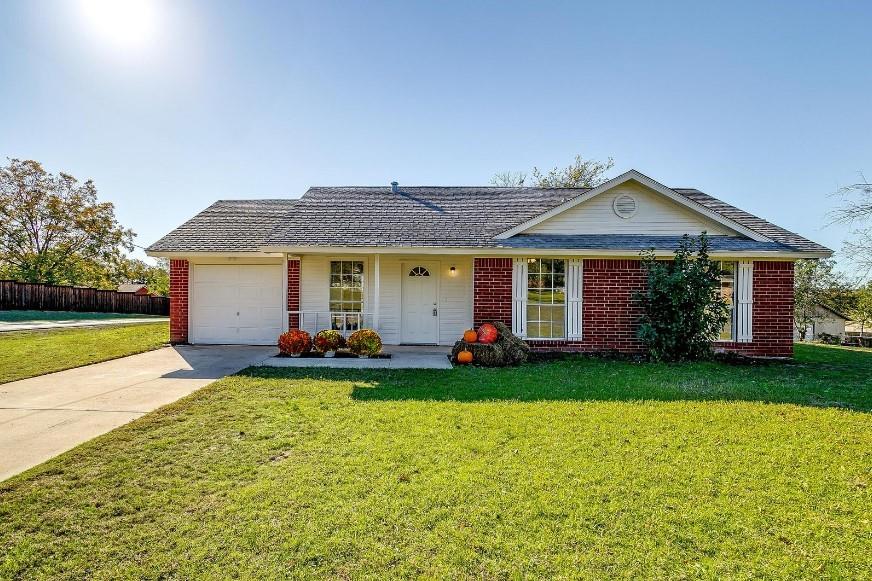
[613,194,637,219]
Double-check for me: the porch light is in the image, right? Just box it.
[449,265,457,276]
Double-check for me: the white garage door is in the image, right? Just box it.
[191,264,283,345]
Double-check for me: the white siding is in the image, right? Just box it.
[526,181,735,236]
[299,254,472,345]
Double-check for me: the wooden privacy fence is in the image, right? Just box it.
[0,280,169,315]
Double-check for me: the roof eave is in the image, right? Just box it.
[258,244,830,259]
[145,250,286,259]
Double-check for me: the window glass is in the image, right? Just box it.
[330,260,364,330]
[526,258,566,339]
[718,261,736,341]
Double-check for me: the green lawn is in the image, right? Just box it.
[1,344,870,578]
[0,310,166,323]
[0,322,169,383]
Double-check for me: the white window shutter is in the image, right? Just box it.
[567,258,583,340]
[736,260,753,342]
[512,258,527,337]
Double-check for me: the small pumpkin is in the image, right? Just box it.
[477,323,499,344]
[462,329,478,343]
[456,350,474,364]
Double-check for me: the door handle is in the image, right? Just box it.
[432,308,438,317]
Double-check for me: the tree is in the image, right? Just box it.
[636,233,730,361]
[491,154,614,188]
[793,259,848,340]
[831,173,872,277]
[111,257,170,297]
[851,282,872,338]
[0,159,133,286]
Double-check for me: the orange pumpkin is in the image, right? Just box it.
[463,329,478,343]
[477,323,499,344]
[456,350,474,364]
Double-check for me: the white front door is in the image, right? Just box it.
[191,264,283,345]
[401,262,439,344]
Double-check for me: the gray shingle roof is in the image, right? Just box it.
[147,184,831,255]
[147,199,298,252]
[672,189,829,254]
[265,186,582,248]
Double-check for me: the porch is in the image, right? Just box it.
[259,345,453,370]
[292,254,474,346]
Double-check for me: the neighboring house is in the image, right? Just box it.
[117,283,151,296]
[147,170,831,357]
[845,320,868,338]
[794,304,849,341]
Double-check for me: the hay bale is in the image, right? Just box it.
[493,321,530,365]
[451,340,507,366]
[451,322,530,367]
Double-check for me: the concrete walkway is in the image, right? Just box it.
[261,345,454,369]
[0,345,274,481]
[0,317,168,332]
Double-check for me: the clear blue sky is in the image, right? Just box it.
[2,1,870,269]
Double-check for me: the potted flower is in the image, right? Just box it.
[314,329,345,357]
[347,329,382,358]
[277,329,312,357]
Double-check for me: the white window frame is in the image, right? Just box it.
[513,257,583,341]
[328,258,366,331]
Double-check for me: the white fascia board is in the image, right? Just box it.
[493,169,772,243]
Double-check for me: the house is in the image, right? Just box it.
[117,283,152,296]
[146,170,831,357]
[794,303,849,341]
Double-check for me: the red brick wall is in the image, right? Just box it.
[473,258,513,327]
[473,257,796,358]
[169,259,189,344]
[287,258,301,328]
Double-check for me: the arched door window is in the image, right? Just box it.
[408,266,430,277]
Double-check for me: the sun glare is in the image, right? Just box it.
[78,0,159,52]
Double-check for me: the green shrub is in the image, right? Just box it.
[636,233,730,362]
[817,332,840,345]
[347,329,382,356]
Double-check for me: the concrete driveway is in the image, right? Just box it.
[0,345,275,481]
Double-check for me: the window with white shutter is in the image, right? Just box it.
[512,257,583,340]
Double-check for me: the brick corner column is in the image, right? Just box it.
[287,258,301,329]
[169,259,189,344]
[751,260,795,357]
[473,257,513,328]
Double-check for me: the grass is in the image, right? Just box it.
[0,310,165,323]
[0,322,169,384]
[1,343,870,578]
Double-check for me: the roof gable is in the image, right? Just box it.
[522,179,740,237]
[495,170,771,242]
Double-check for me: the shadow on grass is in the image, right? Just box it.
[240,344,872,413]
